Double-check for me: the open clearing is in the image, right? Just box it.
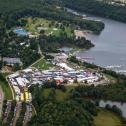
[43,86,74,101]
[0,73,12,100]
[94,109,123,126]
[32,58,54,70]
[0,81,12,100]
[23,17,74,37]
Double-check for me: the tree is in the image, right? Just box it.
[0,60,2,69]
[13,63,20,71]
[29,100,94,126]
[40,30,45,35]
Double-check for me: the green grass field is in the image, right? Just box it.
[43,88,67,101]
[43,86,74,101]
[32,58,54,70]
[23,17,74,37]
[0,80,12,100]
[105,74,117,82]
[0,73,13,100]
[94,109,123,126]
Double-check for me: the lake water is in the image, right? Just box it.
[68,9,126,74]
[99,100,126,118]
[66,8,126,117]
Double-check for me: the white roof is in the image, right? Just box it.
[23,78,29,84]
[54,76,64,80]
[16,77,26,87]
[11,81,18,86]
[9,73,19,78]
[23,68,33,73]
[76,75,86,78]
[57,63,73,71]
[13,86,20,93]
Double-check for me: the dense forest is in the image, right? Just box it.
[28,83,126,125]
[73,84,126,102]
[0,0,104,34]
[39,35,94,53]
[62,0,126,23]
[0,31,40,68]
[0,28,93,68]
[28,85,98,126]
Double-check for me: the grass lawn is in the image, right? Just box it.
[43,88,68,101]
[32,58,54,70]
[32,104,37,116]
[43,86,74,101]
[105,74,117,82]
[94,109,123,126]
[0,73,13,100]
[23,17,74,37]
[43,88,67,101]
[0,80,12,100]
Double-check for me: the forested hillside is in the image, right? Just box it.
[28,85,98,126]
[62,0,126,23]
[0,0,104,34]
[0,0,58,12]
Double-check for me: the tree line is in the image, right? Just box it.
[28,84,98,126]
[69,56,126,102]
[0,0,104,34]
[62,0,126,23]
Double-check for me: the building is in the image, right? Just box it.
[0,57,22,66]
[74,30,85,39]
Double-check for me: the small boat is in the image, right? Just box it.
[77,56,95,60]
[106,65,123,69]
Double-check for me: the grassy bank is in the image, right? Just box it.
[24,17,74,37]
[94,109,123,126]
[43,86,74,101]
[36,86,124,126]
[43,89,67,101]
[0,80,12,100]
[32,58,54,70]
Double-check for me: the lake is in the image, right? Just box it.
[66,8,126,118]
[67,9,126,74]
[99,100,126,118]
